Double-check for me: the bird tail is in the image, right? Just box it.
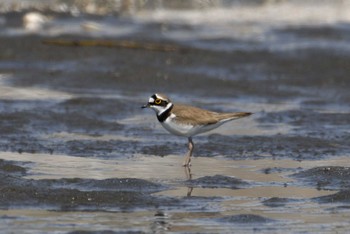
[219,112,252,121]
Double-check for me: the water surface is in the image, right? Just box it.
[0,1,350,233]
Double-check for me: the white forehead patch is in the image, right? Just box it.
[149,97,155,103]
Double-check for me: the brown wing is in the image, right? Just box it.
[172,104,251,126]
[215,112,252,121]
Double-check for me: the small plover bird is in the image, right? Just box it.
[142,93,252,167]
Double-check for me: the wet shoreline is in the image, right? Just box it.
[1,2,350,233]
[2,152,350,233]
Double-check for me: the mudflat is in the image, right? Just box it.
[0,3,350,233]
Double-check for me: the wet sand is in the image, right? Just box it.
[1,3,350,233]
[1,152,350,233]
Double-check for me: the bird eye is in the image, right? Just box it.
[154,99,162,105]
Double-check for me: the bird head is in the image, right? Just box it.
[142,93,172,114]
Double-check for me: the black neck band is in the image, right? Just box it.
[157,104,173,122]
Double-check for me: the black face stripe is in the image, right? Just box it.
[159,100,168,107]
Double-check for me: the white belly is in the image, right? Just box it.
[161,115,224,137]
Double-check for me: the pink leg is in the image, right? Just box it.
[182,137,194,167]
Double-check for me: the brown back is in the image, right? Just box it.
[172,104,251,126]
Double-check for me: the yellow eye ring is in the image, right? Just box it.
[155,99,162,105]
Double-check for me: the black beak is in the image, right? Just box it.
[141,103,150,109]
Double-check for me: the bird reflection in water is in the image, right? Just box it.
[184,166,194,197]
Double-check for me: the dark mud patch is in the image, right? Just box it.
[0,98,152,157]
[59,97,135,121]
[261,167,302,175]
[139,136,210,157]
[194,135,263,159]
[292,166,350,190]
[140,143,181,157]
[0,159,178,211]
[36,110,123,134]
[186,175,249,189]
[0,99,124,135]
[263,197,299,208]
[39,177,167,192]
[216,214,275,223]
[57,139,139,157]
[315,190,350,204]
[202,134,343,160]
[277,25,350,41]
[0,137,140,158]
[263,48,350,102]
[140,132,346,162]
[0,185,172,211]
[0,159,27,176]
[256,109,350,133]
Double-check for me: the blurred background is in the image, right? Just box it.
[1,0,350,101]
[0,1,350,233]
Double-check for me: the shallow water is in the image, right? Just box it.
[1,0,350,233]
[1,152,350,233]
